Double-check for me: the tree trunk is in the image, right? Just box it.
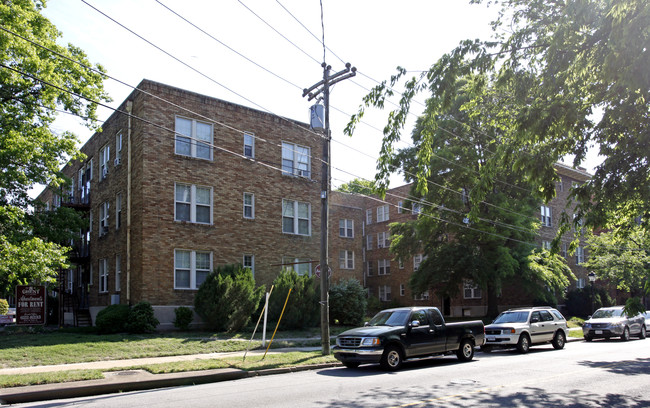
[486,282,499,319]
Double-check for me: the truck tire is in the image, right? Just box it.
[380,345,404,371]
[552,331,566,350]
[456,339,474,362]
[516,333,530,353]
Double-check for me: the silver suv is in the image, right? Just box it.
[582,306,646,341]
[482,306,568,353]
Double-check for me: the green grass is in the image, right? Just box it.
[0,370,105,388]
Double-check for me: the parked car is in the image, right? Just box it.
[645,312,650,331]
[332,307,485,370]
[482,306,568,353]
[583,306,646,341]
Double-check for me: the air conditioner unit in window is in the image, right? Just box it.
[102,167,108,179]
[114,156,121,166]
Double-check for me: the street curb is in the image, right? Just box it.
[0,363,342,405]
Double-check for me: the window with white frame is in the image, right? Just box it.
[282,199,310,235]
[66,269,74,293]
[377,205,389,222]
[576,277,585,289]
[412,202,422,215]
[115,254,121,292]
[463,280,482,299]
[243,254,255,278]
[366,261,374,276]
[339,219,353,238]
[542,240,551,250]
[115,132,122,164]
[541,205,552,227]
[377,232,389,248]
[99,258,108,293]
[366,209,372,224]
[378,259,390,275]
[398,258,404,269]
[400,284,405,296]
[562,243,568,258]
[281,142,310,177]
[100,144,110,179]
[174,249,212,289]
[576,246,585,264]
[557,179,564,192]
[397,201,404,214]
[379,285,391,301]
[116,193,122,229]
[175,183,212,224]
[339,250,354,269]
[243,193,255,219]
[413,254,423,270]
[282,257,312,276]
[99,201,109,236]
[244,132,255,158]
[366,235,373,250]
[175,117,213,160]
[414,291,430,301]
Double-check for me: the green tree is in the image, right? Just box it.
[268,269,319,330]
[0,0,109,295]
[385,78,574,317]
[346,0,649,245]
[336,178,377,196]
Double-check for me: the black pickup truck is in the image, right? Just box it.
[333,307,485,370]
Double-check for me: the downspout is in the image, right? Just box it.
[126,100,133,306]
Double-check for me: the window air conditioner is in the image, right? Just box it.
[114,156,121,166]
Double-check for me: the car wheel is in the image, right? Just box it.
[552,331,566,350]
[343,362,360,369]
[457,339,475,362]
[621,326,630,341]
[380,345,404,371]
[516,334,530,353]
[584,335,593,342]
[481,346,493,353]
[639,326,646,340]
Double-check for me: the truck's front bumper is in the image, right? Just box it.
[332,346,384,364]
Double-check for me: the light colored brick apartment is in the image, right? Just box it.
[38,79,590,327]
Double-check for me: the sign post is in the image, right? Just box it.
[15,285,46,325]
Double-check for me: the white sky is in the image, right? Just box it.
[39,0,600,195]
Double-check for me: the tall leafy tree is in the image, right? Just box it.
[388,78,573,317]
[0,0,109,295]
[336,178,377,196]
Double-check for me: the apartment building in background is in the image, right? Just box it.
[39,79,591,327]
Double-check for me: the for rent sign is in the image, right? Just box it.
[16,285,46,325]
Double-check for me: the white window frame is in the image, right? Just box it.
[281,142,310,178]
[414,254,423,270]
[174,249,213,290]
[339,250,354,269]
[243,254,255,278]
[541,205,552,227]
[542,240,551,250]
[414,290,430,301]
[400,284,405,296]
[175,116,213,160]
[366,235,373,250]
[175,183,213,224]
[379,285,391,301]
[99,258,108,293]
[243,192,255,219]
[576,246,585,264]
[378,259,390,275]
[282,199,311,236]
[282,257,312,276]
[366,209,372,224]
[244,132,255,158]
[99,201,109,236]
[463,280,482,299]
[377,232,389,248]
[576,277,585,289]
[115,254,121,292]
[397,201,404,214]
[366,261,374,276]
[100,144,110,179]
[377,205,389,222]
[339,219,354,238]
[115,193,122,230]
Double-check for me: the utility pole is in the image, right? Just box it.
[303,62,356,355]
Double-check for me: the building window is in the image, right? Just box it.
[464,280,482,299]
[414,291,430,301]
[377,205,389,222]
[413,254,423,270]
[576,246,585,265]
[243,193,255,219]
[379,285,391,301]
[378,259,390,275]
[339,219,353,238]
[377,232,389,248]
[541,205,552,227]
[576,277,585,289]
[557,179,564,192]
[115,255,121,292]
[366,261,374,276]
[366,209,372,224]
[282,199,310,235]
[100,144,110,179]
[243,254,255,278]
[282,257,312,276]
[175,117,213,160]
[562,243,568,258]
[397,201,404,214]
[99,258,108,293]
[366,235,373,250]
[542,240,551,250]
[339,250,354,269]
[115,193,122,229]
[115,132,122,165]
[99,201,109,236]
[281,142,310,177]
[412,202,422,215]
[400,284,405,296]
[174,249,212,289]
[175,183,212,224]
[244,133,255,158]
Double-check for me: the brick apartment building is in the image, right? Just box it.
[39,79,590,327]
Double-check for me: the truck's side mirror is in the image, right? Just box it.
[364,321,370,327]
[410,320,420,328]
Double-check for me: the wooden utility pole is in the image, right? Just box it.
[303,62,356,355]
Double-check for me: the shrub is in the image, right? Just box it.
[565,287,614,317]
[267,269,319,330]
[173,306,194,331]
[125,301,159,333]
[194,264,264,332]
[0,299,8,315]
[95,304,130,334]
[329,279,367,326]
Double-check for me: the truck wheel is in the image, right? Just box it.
[584,335,593,342]
[343,362,360,369]
[621,326,630,342]
[516,334,530,353]
[380,345,404,371]
[552,331,566,350]
[457,339,474,362]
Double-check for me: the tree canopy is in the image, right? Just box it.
[336,178,377,196]
[0,0,109,295]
